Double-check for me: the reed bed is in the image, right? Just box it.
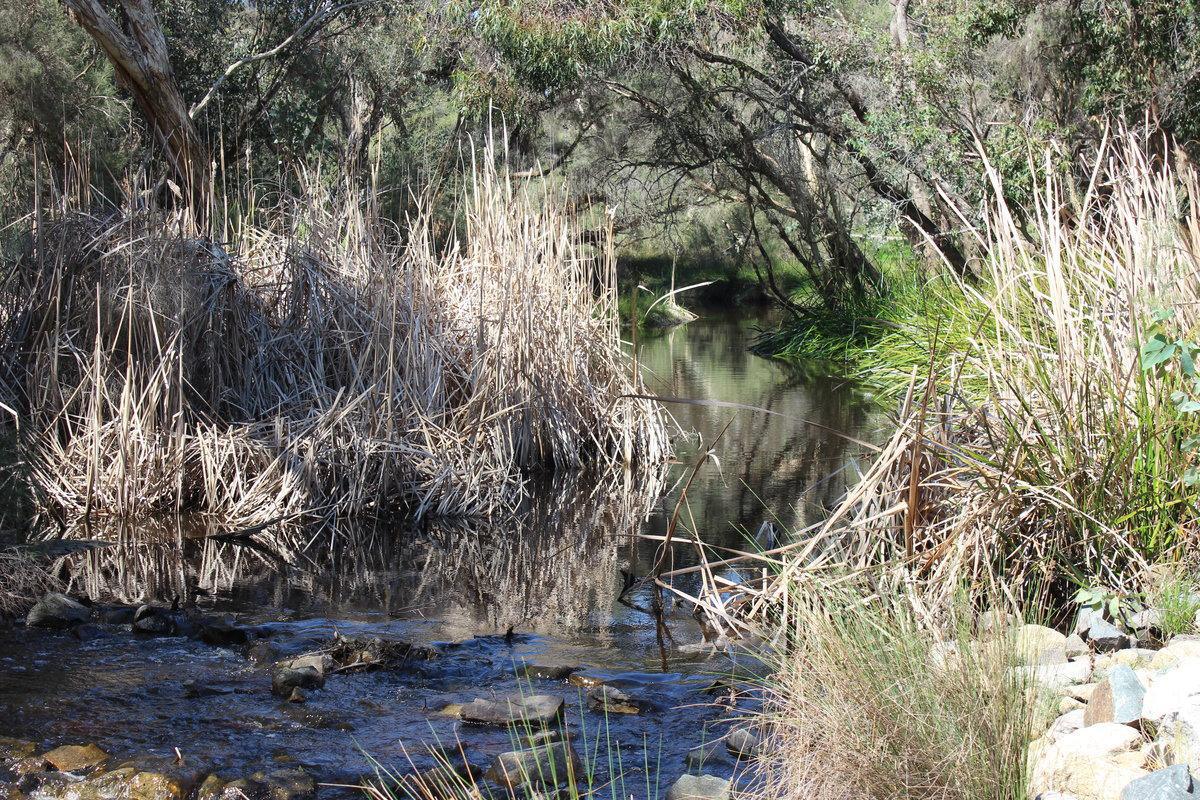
[0,149,667,526]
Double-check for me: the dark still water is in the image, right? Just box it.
[0,310,875,797]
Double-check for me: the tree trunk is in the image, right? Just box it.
[62,0,209,222]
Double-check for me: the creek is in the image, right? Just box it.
[0,308,875,797]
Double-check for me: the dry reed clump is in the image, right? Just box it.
[685,128,1200,630]
[756,584,1033,800]
[0,154,667,525]
[0,549,57,617]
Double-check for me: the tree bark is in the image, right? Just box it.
[61,0,209,221]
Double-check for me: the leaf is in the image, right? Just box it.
[1177,400,1200,413]
[1141,334,1176,370]
[1182,347,1195,377]
[1185,467,1200,487]
[1153,308,1176,323]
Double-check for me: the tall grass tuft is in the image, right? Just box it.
[757,582,1033,800]
[0,144,668,525]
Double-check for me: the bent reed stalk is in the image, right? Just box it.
[0,147,668,526]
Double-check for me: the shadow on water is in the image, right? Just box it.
[0,309,877,796]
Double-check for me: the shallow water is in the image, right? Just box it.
[0,309,874,796]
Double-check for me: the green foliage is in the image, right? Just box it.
[1152,577,1200,637]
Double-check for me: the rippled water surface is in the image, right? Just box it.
[0,309,875,795]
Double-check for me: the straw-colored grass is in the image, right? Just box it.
[0,549,57,616]
[0,147,668,525]
[756,583,1033,800]
[671,128,1200,628]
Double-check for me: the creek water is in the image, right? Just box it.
[0,308,875,797]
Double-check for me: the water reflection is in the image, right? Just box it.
[48,466,668,639]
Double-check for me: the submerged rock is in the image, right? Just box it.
[26,593,90,630]
[132,606,189,637]
[197,621,249,648]
[586,685,639,715]
[667,774,732,800]
[460,694,563,727]
[485,742,578,790]
[0,738,37,765]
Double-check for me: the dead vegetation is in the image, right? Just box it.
[0,150,667,526]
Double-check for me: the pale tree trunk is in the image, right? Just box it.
[61,0,209,222]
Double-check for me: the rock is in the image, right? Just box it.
[928,640,961,674]
[1021,660,1094,690]
[1144,660,1200,722]
[1090,618,1134,653]
[1120,764,1194,800]
[586,685,639,715]
[1071,684,1099,703]
[1031,751,1147,800]
[271,666,324,697]
[521,661,577,681]
[1111,650,1159,669]
[1066,634,1090,659]
[98,605,137,626]
[1056,722,1143,757]
[287,688,305,704]
[196,775,226,800]
[460,694,563,727]
[485,743,578,790]
[1085,666,1146,726]
[724,728,760,758]
[40,743,108,773]
[246,641,278,665]
[26,593,89,629]
[1061,697,1086,715]
[252,768,315,800]
[1129,609,1164,637]
[1018,624,1070,665]
[1046,710,1086,744]
[132,607,183,637]
[198,621,249,648]
[978,608,1018,637]
[1076,607,1105,637]
[0,738,36,764]
[685,743,729,770]
[567,673,605,689]
[111,756,207,800]
[181,680,235,700]
[1155,698,1200,773]
[667,774,731,800]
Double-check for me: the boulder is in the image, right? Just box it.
[132,607,184,637]
[460,694,563,727]
[26,593,90,629]
[1075,607,1105,638]
[1090,618,1134,653]
[586,685,639,715]
[485,742,577,790]
[97,605,138,625]
[1085,666,1146,726]
[1031,751,1147,800]
[1055,723,1143,757]
[1143,661,1200,722]
[567,673,605,689]
[1019,625,1070,665]
[1120,765,1194,800]
[667,774,732,800]
[40,743,109,773]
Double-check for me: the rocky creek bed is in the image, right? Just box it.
[0,592,763,800]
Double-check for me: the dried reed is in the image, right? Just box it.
[0,145,668,525]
